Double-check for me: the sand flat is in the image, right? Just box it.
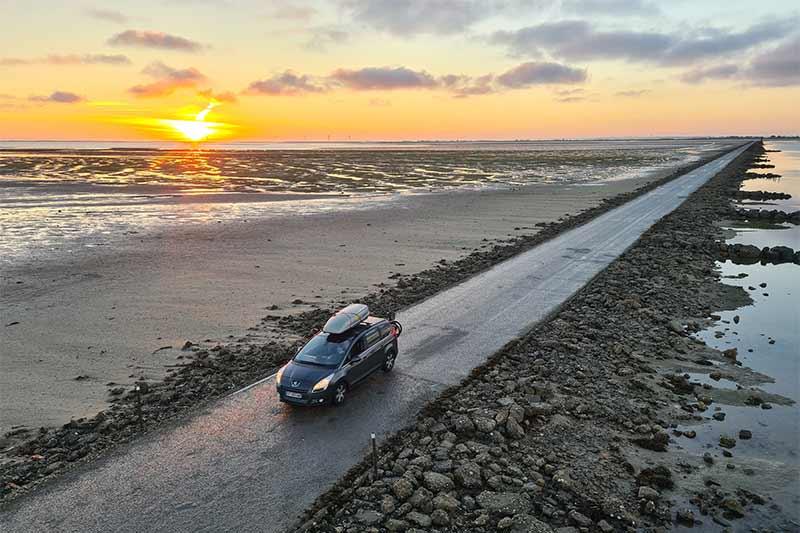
[1,172,692,430]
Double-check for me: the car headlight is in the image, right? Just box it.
[312,373,334,392]
[275,365,286,386]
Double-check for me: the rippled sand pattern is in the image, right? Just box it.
[0,141,726,267]
[1,146,699,193]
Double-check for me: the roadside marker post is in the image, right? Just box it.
[135,384,143,431]
[371,433,378,480]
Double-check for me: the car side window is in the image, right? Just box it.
[364,328,381,348]
[350,338,365,359]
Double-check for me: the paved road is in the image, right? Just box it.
[0,143,750,532]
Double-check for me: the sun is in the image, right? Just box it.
[163,118,216,142]
[162,102,223,142]
[121,101,235,142]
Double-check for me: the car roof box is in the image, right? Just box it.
[323,304,370,334]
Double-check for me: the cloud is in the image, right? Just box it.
[271,5,316,20]
[86,8,128,23]
[743,36,800,87]
[198,89,238,103]
[108,30,204,52]
[680,64,739,84]
[0,58,29,66]
[128,62,206,97]
[46,54,131,65]
[440,74,496,97]
[330,66,438,90]
[675,36,800,87]
[245,71,327,95]
[305,28,349,51]
[1,54,131,66]
[491,18,795,66]
[343,0,500,36]
[496,61,588,88]
[562,0,659,16]
[661,19,797,65]
[29,91,85,103]
[244,61,590,98]
[615,89,651,97]
[556,96,586,103]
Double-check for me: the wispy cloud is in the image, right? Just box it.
[108,30,204,52]
[304,27,349,51]
[245,71,327,95]
[29,91,85,104]
[86,8,128,24]
[271,5,316,20]
[615,89,651,97]
[128,62,206,97]
[0,54,130,66]
[680,64,739,84]
[441,74,496,97]
[198,88,238,103]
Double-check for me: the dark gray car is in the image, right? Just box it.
[276,316,400,406]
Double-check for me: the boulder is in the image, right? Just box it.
[392,478,414,500]
[476,491,532,516]
[423,471,454,492]
[454,462,483,488]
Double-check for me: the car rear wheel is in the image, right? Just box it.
[332,382,347,406]
[382,350,397,372]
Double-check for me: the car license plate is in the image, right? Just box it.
[285,391,302,399]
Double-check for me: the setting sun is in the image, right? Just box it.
[162,102,221,142]
[163,118,214,142]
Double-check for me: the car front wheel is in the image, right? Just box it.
[331,382,347,406]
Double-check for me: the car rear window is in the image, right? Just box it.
[295,333,353,367]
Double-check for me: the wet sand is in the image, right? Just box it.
[1,172,694,432]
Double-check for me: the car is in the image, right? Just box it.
[275,304,401,406]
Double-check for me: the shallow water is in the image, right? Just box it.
[0,139,730,269]
[687,140,800,529]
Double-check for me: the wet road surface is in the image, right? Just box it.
[0,143,750,532]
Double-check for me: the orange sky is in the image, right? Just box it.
[1,1,798,141]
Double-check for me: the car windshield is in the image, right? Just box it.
[294,333,353,367]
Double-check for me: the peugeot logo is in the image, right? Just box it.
[291,380,301,387]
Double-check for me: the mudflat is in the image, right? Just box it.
[2,173,675,432]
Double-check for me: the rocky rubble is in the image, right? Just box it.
[717,242,800,264]
[734,190,791,201]
[731,207,800,224]
[291,143,786,532]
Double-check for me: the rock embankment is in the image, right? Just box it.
[734,190,791,201]
[292,144,791,531]
[732,207,800,224]
[717,243,800,265]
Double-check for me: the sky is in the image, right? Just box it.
[0,0,798,141]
